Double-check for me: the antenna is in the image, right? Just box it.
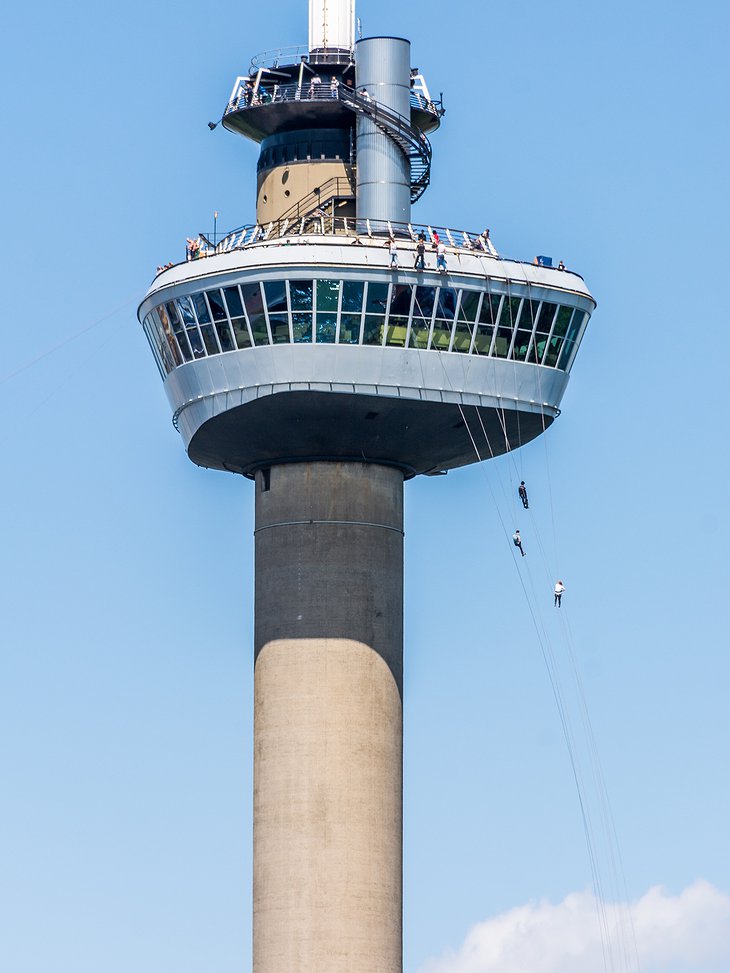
[309,0,356,52]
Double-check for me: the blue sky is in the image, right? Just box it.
[2,1,729,971]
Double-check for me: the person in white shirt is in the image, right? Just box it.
[513,530,525,557]
[436,241,447,272]
[554,580,566,607]
[386,236,398,268]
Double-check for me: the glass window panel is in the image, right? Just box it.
[565,310,585,344]
[290,279,313,311]
[342,280,364,313]
[264,280,288,313]
[552,305,573,339]
[175,296,196,327]
[363,315,385,346]
[512,330,533,361]
[187,327,205,358]
[493,324,513,357]
[409,318,430,349]
[269,314,290,344]
[389,284,412,317]
[317,279,340,313]
[192,292,211,324]
[493,297,521,358]
[158,305,189,362]
[339,313,361,344]
[518,298,538,331]
[544,335,565,368]
[386,317,408,347]
[413,286,436,319]
[365,282,389,315]
[215,319,235,352]
[200,324,220,355]
[292,312,313,343]
[473,323,493,355]
[206,289,227,322]
[145,314,172,374]
[452,321,474,353]
[230,317,251,349]
[164,301,181,326]
[249,317,269,345]
[143,319,164,377]
[241,283,269,345]
[223,285,244,318]
[536,301,558,333]
[558,339,576,370]
[169,316,187,343]
[430,321,453,351]
[500,296,522,328]
[479,293,502,325]
[435,287,458,321]
[459,290,481,323]
[156,302,171,332]
[533,334,549,364]
[316,312,337,343]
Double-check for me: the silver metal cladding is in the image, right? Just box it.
[355,37,412,224]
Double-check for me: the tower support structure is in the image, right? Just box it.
[253,462,404,973]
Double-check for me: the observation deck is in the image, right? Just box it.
[140,224,594,477]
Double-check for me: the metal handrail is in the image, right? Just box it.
[224,81,442,121]
[275,176,355,224]
[165,220,585,283]
[249,44,354,72]
[211,216,494,249]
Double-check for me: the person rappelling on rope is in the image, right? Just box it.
[518,480,529,509]
[554,580,566,607]
[512,529,526,557]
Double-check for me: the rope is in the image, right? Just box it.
[434,346,637,972]
[0,291,141,387]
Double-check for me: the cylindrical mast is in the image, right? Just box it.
[309,0,356,52]
[356,37,412,225]
[253,461,404,973]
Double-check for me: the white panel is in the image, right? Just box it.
[309,0,355,51]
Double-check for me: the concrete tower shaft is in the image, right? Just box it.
[253,462,403,973]
[309,0,356,53]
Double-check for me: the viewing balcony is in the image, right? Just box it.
[222,72,443,142]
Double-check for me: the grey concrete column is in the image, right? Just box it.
[356,37,412,225]
[253,461,404,973]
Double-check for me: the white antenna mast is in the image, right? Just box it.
[309,0,356,52]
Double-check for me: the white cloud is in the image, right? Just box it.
[420,880,730,973]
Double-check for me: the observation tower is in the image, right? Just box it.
[138,1,596,972]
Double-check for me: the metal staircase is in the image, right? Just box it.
[338,88,433,203]
[276,175,355,223]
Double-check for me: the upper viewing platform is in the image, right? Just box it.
[220,56,443,143]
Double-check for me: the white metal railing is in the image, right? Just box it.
[182,218,499,264]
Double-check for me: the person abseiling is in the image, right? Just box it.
[386,236,398,268]
[415,236,426,270]
[554,580,566,607]
[519,481,529,509]
[513,530,526,557]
